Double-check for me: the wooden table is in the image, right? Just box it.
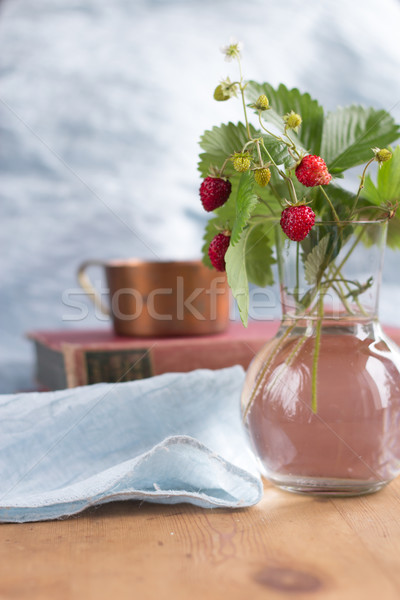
[1,477,400,600]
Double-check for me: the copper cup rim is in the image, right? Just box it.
[105,258,212,269]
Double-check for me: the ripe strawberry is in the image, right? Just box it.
[208,232,230,271]
[295,155,332,187]
[200,177,231,212]
[280,205,316,241]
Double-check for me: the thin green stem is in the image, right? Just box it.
[237,58,251,140]
[284,131,302,159]
[330,227,365,281]
[311,294,324,414]
[295,242,300,302]
[257,113,283,142]
[331,282,355,315]
[242,321,298,422]
[260,139,298,204]
[249,214,279,222]
[319,186,340,223]
[218,155,232,176]
[242,139,257,152]
[351,157,375,215]
[256,140,263,165]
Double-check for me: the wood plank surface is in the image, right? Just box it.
[1,477,400,600]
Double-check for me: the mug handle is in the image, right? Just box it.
[77,260,110,316]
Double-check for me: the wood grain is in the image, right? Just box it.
[1,478,400,600]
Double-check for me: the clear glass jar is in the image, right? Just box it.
[242,220,400,496]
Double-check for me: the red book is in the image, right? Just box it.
[27,321,280,391]
[27,322,400,391]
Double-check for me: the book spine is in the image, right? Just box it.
[60,339,264,388]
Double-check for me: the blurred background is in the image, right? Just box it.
[1,0,400,392]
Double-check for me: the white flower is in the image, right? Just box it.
[220,37,243,62]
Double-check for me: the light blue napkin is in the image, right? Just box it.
[0,366,263,522]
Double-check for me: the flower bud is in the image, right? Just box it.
[373,148,392,163]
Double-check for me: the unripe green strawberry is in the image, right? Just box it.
[254,167,271,187]
[256,95,270,111]
[284,110,302,130]
[233,152,251,173]
[213,85,230,101]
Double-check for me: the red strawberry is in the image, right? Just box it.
[200,177,231,212]
[208,233,230,271]
[295,155,332,187]
[280,205,316,241]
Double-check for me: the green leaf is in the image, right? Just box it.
[198,121,292,179]
[321,106,400,172]
[362,146,400,249]
[225,230,250,326]
[225,220,277,326]
[230,173,258,245]
[245,225,276,287]
[363,145,400,203]
[245,81,325,155]
[362,175,382,206]
[387,216,400,249]
[304,235,330,284]
[198,122,251,178]
[260,134,293,168]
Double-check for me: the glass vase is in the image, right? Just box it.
[241,220,400,496]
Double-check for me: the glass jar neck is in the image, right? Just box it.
[276,221,387,323]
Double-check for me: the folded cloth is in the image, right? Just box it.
[0,366,263,523]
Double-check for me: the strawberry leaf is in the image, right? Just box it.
[225,221,277,326]
[198,122,251,178]
[321,106,400,172]
[362,145,400,248]
[304,235,330,285]
[198,122,292,178]
[245,224,276,288]
[230,173,258,245]
[225,229,250,326]
[363,146,400,204]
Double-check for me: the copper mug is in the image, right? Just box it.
[77,259,231,337]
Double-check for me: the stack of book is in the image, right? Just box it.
[28,321,280,391]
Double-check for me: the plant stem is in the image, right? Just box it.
[256,140,263,165]
[351,157,375,215]
[237,58,251,140]
[319,185,340,223]
[284,131,302,159]
[260,139,298,204]
[242,321,298,422]
[295,242,300,302]
[311,294,324,414]
[257,113,283,142]
[330,227,365,281]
